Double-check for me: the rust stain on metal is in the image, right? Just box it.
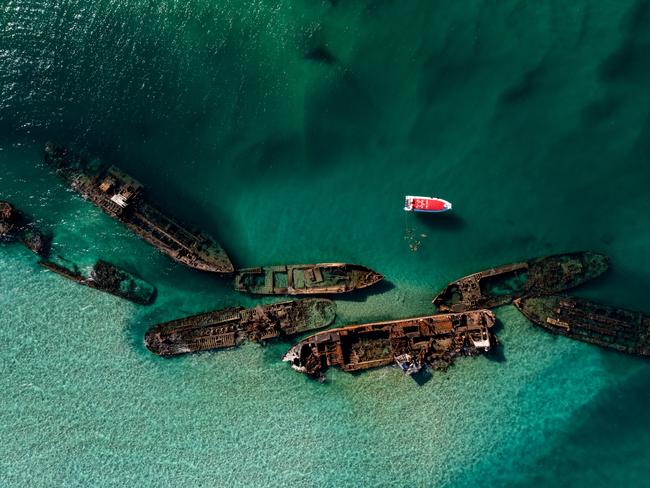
[283,310,496,379]
[234,263,383,295]
[0,200,51,257]
[44,143,233,274]
[433,252,609,312]
[145,298,336,356]
[515,295,650,356]
[40,258,156,305]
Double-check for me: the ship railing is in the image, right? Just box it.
[132,212,197,251]
[137,204,203,245]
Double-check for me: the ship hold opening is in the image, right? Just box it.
[435,284,462,307]
[273,271,289,289]
[238,272,265,291]
[403,325,420,334]
[341,330,391,363]
[478,268,529,297]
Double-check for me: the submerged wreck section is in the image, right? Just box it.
[514,295,650,356]
[283,310,496,379]
[433,252,609,312]
[43,142,233,274]
[234,263,383,295]
[0,201,51,257]
[0,201,18,236]
[40,257,156,305]
[145,298,336,356]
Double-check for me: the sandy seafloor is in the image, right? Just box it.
[1,1,650,486]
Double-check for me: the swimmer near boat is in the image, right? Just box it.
[402,195,451,251]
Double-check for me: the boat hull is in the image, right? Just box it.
[404,195,452,213]
[40,258,156,305]
[0,202,17,237]
[433,251,609,312]
[514,295,650,356]
[234,263,383,295]
[44,143,234,274]
[145,298,336,356]
[283,310,496,379]
[0,201,51,257]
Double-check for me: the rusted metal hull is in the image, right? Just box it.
[0,201,51,257]
[43,143,233,274]
[283,310,496,379]
[234,263,383,295]
[433,251,609,312]
[0,201,17,236]
[40,258,156,305]
[514,295,650,356]
[145,298,337,356]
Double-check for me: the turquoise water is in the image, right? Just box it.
[2,1,650,486]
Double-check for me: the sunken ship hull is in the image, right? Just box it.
[514,295,650,356]
[234,263,383,295]
[43,143,233,274]
[283,310,496,379]
[0,201,18,237]
[40,258,156,305]
[433,251,609,312]
[0,201,51,257]
[145,298,336,356]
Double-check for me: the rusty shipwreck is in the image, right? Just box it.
[145,298,336,356]
[514,295,650,356]
[433,251,609,312]
[40,257,156,305]
[43,143,233,274]
[0,201,18,237]
[0,201,51,256]
[234,263,383,295]
[283,309,496,378]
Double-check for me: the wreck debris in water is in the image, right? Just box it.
[0,201,51,257]
[40,257,156,305]
[43,142,233,274]
[283,310,496,379]
[234,263,383,295]
[145,298,336,356]
[0,201,17,237]
[514,295,650,356]
[433,251,609,312]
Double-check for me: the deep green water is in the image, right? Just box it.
[2,1,650,486]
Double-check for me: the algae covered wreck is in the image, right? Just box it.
[145,298,336,356]
[515,295,650,356]
[284,310,496,379]
[234,263,383,295]
[0,201,51,256]
[40,257,156,305]
[44,143,233,274]
[433,252,609,312]
[0,201,17,237]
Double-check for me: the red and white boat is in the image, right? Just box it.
[404,195,452,213]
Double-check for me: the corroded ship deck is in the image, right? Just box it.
[283,310,496,378]
[234,263,383,295]
[40,258,156,305]
[514,295,650,356]
[0,201,51,256]
[145,298,336,356]
[433,251,609,312]
[43,143,233,274]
